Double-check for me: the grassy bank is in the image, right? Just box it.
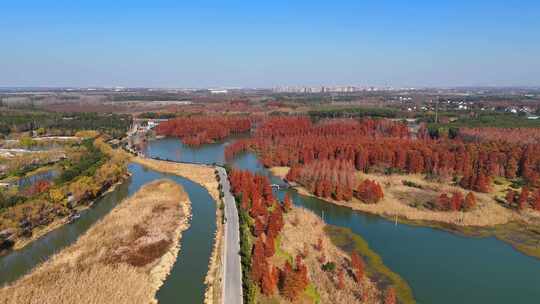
[266,207,414,304]
[132,157,219,201]
[304,183,540,260]
[1,138,129,252]
[269,166,540,260]
[0,179,191,304]
[10,174,130,252]
[325,225,415,304]
[269,167,513,227]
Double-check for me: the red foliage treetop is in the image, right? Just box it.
[355,179,384,204]
[288,159,356,201]
[281,255,310,301]
[518,187,529,210]
[225,115,540,192]
[251,237,267,283]
[229,168,293,298]
[337,267,345,289]
[267,203,284,240]
[283,193,293,212]
[24,180,51,197]
[261,265,279,296]
[351,251,365,282]
[384,286,397,304]
[450,192,464,211]
[533,190,540,211]
[156,115,251,146]
[459,127,540,144]
[464,192,477,210]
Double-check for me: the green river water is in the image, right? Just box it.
[1,136,539,304]
[0,162,216,304]
[146,137,540,304]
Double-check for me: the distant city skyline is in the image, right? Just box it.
[1,0,539,88]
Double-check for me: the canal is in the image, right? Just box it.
[2,135,539,304]
[145,137,540,304]
[0,162,217,304]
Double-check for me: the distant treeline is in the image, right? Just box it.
[422,113,540,140]
[110,94,189,102]
[137,112,178,119]
[0,111,131,138]
[308,107,399,119]
[427,113,540,133]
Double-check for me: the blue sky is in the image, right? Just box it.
[1,0,539,87]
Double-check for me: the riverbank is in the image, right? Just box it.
[274,207,414,304]
[131,156,224,304]
[270,166,540,260]
[0,179,191,304]
[1,138,131,254]
[270,167,517,227]
[9,172,130,252]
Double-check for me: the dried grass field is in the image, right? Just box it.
[0,179,191,304]
[278,208,380,304]
[270,166,517,227]
[131,157,224,304]
[268,207,414,304]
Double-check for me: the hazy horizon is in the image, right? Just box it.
[1,0,539,88]
[1,85,540,91]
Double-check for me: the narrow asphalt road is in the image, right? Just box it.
[216,167,243,304]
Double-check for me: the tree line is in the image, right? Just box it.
[228,168,400,302]
[0,111,131,138]
[225,116,540,211]
[285,159,384,204]
[156,115,251,146]
[229,169,310,302]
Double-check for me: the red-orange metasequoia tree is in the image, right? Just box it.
[351,251,365,282]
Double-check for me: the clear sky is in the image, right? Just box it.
[1,0,539,88]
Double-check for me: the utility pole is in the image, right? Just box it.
[435,97,440,124]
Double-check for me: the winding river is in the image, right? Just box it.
[145,137,540,304]
[1,136,539,303]
[0,163,216,304]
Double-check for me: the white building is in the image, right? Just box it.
[210,89,228,94]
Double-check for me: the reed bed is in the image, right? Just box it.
[0,179,191,304]
[131,157,223,304]
[278,208,381,304]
